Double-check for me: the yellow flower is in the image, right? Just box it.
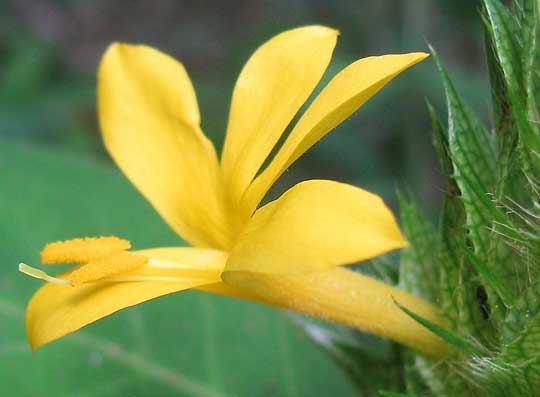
[21,26,448,356]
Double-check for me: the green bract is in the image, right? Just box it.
[300,1,540,395]
[402,0,540,395]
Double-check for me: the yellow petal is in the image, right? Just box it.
[222,267,449,357]
[98,44,231,249]
[220,26,338,212]
[26,247,226,351]
[244,52,429,212]
[195,281,269,304]
[225,180,406,274]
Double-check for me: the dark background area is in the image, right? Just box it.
[1,0,488,214]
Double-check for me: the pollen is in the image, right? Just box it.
[41,236,131,264]
[68,251,147,285]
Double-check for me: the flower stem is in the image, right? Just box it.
[222,267,449,357]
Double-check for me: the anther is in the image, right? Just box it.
[41,236,131,264]
[68,252,147,285]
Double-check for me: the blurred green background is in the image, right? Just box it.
[1,1,487,396]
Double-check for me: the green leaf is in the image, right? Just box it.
[427,100,453,181]
[523,2,540,124]
[0,141,355,397]
[479,282,540,394]
[464,247,514,306]
[497,317,540,393]
[431,89,498,340]
[399,192,479,396]
[398,193,440,304]
[394,299,482,356]
[500,281,540,346]
[483,0,523,96]
[431,46,498,256]
[483,9,521,202]
[425,101,481,334]
[432,47,523,327]
[394,299,483,395]
[404,3,540,395]
[484,0,540,182]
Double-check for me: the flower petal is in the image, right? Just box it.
[195,281,268,303]
[98,44,230,249]
[222,267,448,356]
[26,247,226,351]
[225,180,406,274]
[244,52,429,212]
[220,26,338,211]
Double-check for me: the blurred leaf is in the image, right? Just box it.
[0,36,97,153]
[378,391,414,397]
[0,141,354,397]
[295,318,404,396]
[401,353,431,395]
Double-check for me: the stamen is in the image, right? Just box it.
[145,259,223,279]
[147,259,196,269]
[103,275,204,283]
[41,236,131,264]
[21,248,217,286]
[19,263,71,285]
[68,252,147,285]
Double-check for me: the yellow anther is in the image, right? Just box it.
[68,252,147,285]
[41,236,131,264]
